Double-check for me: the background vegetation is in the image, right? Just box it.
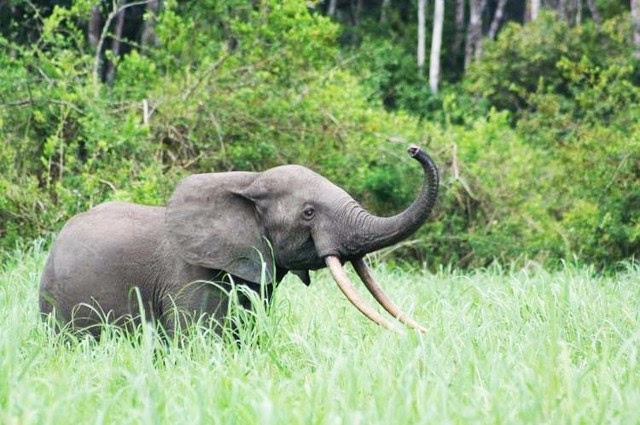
[1,0,639,269]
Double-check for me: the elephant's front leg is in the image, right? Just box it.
[159,276,274,337]
[159,279,230,336]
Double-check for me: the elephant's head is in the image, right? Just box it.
[166,145,438,332]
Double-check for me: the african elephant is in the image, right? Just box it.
[39,145,438,335]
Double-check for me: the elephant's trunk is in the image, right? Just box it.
[345,145,439,257]
[322,146,436,333]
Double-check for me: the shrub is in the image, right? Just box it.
[1,1,637,270]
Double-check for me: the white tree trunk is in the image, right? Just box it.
[633,0,640,59]
[380,0,391,23]
[530,0,540,21]
[465,0,486,68]
[328,0,337,17]
[429,0,444,93]
[488,0,508,40]
[417,0,427,74]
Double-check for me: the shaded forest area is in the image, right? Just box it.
[1,0,639,269]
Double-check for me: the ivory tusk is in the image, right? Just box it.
[325,256,402,333]
[352,257,427,333]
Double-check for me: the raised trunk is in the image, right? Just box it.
[346,146,439,256]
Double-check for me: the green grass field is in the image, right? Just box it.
[1,243,639,424]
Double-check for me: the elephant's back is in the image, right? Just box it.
[39,202,168,326]
[54,201,166,264]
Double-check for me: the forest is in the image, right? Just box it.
[1,0,639,269]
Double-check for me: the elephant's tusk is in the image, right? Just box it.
[325,256,402,334]
[352,257,427,333]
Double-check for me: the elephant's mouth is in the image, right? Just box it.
[324,255,427,334]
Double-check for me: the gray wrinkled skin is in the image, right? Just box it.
[40,150,438,335]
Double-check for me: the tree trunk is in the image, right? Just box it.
[141,0,160,47]
[527,0,540,22]
[451,0,465,68]
[380,0,391,23]
[353,0,363,25]
[429,0,444,93]
[106,4,126,86]
[465,0,486,68]
[417,0,427,74]
[558,0,567,20]
[586,0,601,25]
[488,0,508,40]
[327,0,337,17]
[633,0,640,59]
[88,4,101,50]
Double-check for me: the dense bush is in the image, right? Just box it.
[1,1,638,269]
[464,11,639,267]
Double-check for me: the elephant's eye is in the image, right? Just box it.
[302,207,315,220]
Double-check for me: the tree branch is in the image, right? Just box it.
[93,0,152,95]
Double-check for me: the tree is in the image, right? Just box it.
[88,4,101,50]
[380,0,390,23]
[417,0,427,74]
[451,0,465,63]
[106,2,126,86]
[557,0,567,20]
[353,0,363,25]
[488,0,509,40]
[141,0,160,46]
[327,0,337,17]
[465,0,486,68]
[429,0,444,93]
[633,0,640,59]
[526,0,540,22]
[586,0,601,25]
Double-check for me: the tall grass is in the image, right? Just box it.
[1,243,639,424]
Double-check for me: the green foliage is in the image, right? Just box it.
[466,11,633,117]
[458,11,639,268]
[0,1,638,269]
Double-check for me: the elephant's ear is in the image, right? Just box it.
[165,172,274,284]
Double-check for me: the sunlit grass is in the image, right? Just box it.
[1,242,639,424]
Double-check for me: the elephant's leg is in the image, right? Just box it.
[159,277,275,339]
[159,279,230,337]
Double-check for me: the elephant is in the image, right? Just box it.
[39,145,438,336]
